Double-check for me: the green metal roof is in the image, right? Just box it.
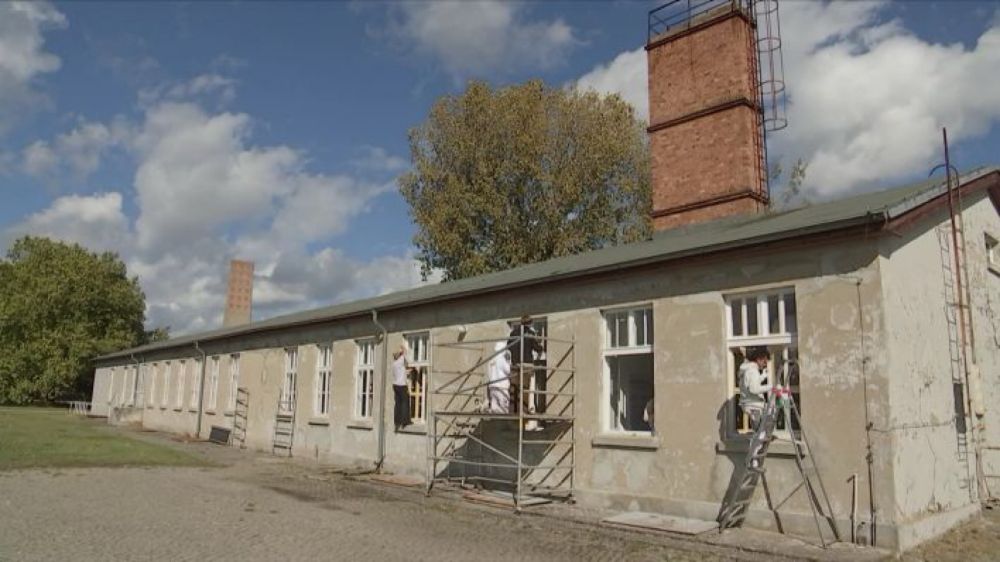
[98,165,998,361]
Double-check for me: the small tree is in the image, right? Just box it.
[0,237,151,403]
[400,80,651,281]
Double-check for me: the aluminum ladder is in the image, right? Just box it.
[719,391,842,547]
[271,394,295,457]
[232,387,249,449]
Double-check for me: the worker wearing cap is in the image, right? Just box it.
[507,315,544,424]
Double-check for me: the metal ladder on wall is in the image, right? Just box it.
[231,388,249,449]
[718,391,842,547]
[937,225,973,484]
[272,394,295,457]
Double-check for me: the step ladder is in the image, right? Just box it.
[232,388,249,449]
[718,390,841,547]
[272,394,295,457]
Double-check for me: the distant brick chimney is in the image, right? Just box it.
[646,1,767,230]
[223,260,254,328]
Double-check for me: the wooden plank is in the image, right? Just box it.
[370,474,424,488]
[601,512,720,536]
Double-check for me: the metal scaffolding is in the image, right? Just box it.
[424,330,576,510]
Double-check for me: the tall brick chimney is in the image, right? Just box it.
[646,1,767,230]
[223,259,254,328]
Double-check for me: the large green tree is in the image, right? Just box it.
[400,80,651,281]
[0,237,151,404]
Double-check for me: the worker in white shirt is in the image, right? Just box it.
[392,345,412,430]
[739,347,772,431]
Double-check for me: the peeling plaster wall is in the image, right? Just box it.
[877,193,1000,550]
[103,229,1000,547]
[943,195,1000,496]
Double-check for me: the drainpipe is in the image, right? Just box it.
[852,278,878,546]
[372,310,389,472]
[193,341,207,439]
[129,353,141,408]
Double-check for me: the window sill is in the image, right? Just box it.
[187,408,198,413]
[396,423,427,435]
[307,418,330,426]
[989,264,1000,278]
[347,420,374,431]
[223,411,234,417]
[204,410,216,416]
[172,408,183,412]
[716,438,802,457]
[591,433,660,450]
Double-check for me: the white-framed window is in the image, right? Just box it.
[314,345,332,416]
[175,360,185,408]
[280,348,298,414]
[227,354,241,412]
[602,306,654,433]
[148,363,157,408]
[207,356,220,411]
[161,361,171,408]
[355,339,376,419]
[189,358,200,409]
[725,288,799,434]
[405,332,430,423]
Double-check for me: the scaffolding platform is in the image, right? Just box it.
[425,331,576,511]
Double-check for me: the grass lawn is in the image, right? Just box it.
[0,407,209,470]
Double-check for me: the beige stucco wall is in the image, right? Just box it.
[95,234,901,544]
[875,193,1000,550]
[94,190,1000,552]
[955,194,1000,498]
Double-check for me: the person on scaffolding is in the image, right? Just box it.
[507,315,544,428]
[392,344,413,430]
[486,341,511,414]
[739,347,773,468]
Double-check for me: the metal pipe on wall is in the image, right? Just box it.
[372,310,389,472]
[129,353,141,408]
[193,341,207,438]
[853,278,878,546]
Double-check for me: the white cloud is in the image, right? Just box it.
[8,95,418,334]
[574,1,1000,197]
[380,1,578,80]
[575,48,648,122]
[139,73,238,107]
[353,145,408,175]
[776,1,1000,196]
[0,1,66,134]
[21,140,57,177]
[9,192,129,252]
[21,119,130,180]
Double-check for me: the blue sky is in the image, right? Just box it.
[1,1,999,334]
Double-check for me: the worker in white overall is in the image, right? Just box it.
[486,341,511,413]
[739,347,772,467]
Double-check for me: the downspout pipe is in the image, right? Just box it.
[372,310,389,472]
[129,353,141,407]
[194,341,207,439]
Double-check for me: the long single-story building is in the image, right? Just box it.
[89,2,1000,552]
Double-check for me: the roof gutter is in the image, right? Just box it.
[95,213,892,363]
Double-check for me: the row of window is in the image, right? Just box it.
[107,288,799,436]
[603,288,799,435]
